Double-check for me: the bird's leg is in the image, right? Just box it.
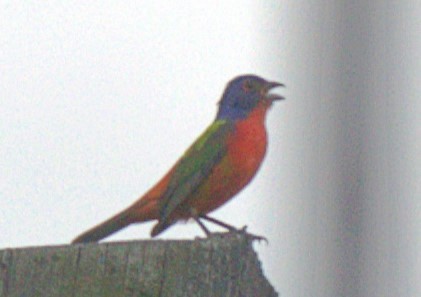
[189,208,212,237]
[199,214,238,231]
[193,217,211,237]
[199,214,268,243]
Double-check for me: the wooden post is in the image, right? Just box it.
[0,233,277,297]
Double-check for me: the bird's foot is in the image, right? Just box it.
[233,226,268,244]
[206,226,268,244]
[194,214,268,243]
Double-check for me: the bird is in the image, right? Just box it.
[72,74,284,243]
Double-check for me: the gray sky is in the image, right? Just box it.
[1,2,419,296]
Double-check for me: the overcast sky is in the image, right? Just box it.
[1,2,419,296]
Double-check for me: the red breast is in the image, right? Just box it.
[186,100,271,215]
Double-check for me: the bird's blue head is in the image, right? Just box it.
[216,74,284,120]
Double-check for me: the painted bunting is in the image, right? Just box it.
[72,74,284,243]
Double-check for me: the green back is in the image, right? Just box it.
[158,119,233,223]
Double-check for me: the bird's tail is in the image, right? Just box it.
[72,209,133,244]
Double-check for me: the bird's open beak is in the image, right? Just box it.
[263,81,285,101]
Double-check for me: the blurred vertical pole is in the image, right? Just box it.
[358,2,420,297]
[265,1,419,296]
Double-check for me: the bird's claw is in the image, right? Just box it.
[197,224,268,244]
[232,225,268,244]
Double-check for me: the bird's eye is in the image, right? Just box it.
[242,80,254,92]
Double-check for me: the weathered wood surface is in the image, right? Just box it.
[0,233,277,297]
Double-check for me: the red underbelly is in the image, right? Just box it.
[183,121,268,216]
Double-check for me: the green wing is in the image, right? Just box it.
[157,119,233,225]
